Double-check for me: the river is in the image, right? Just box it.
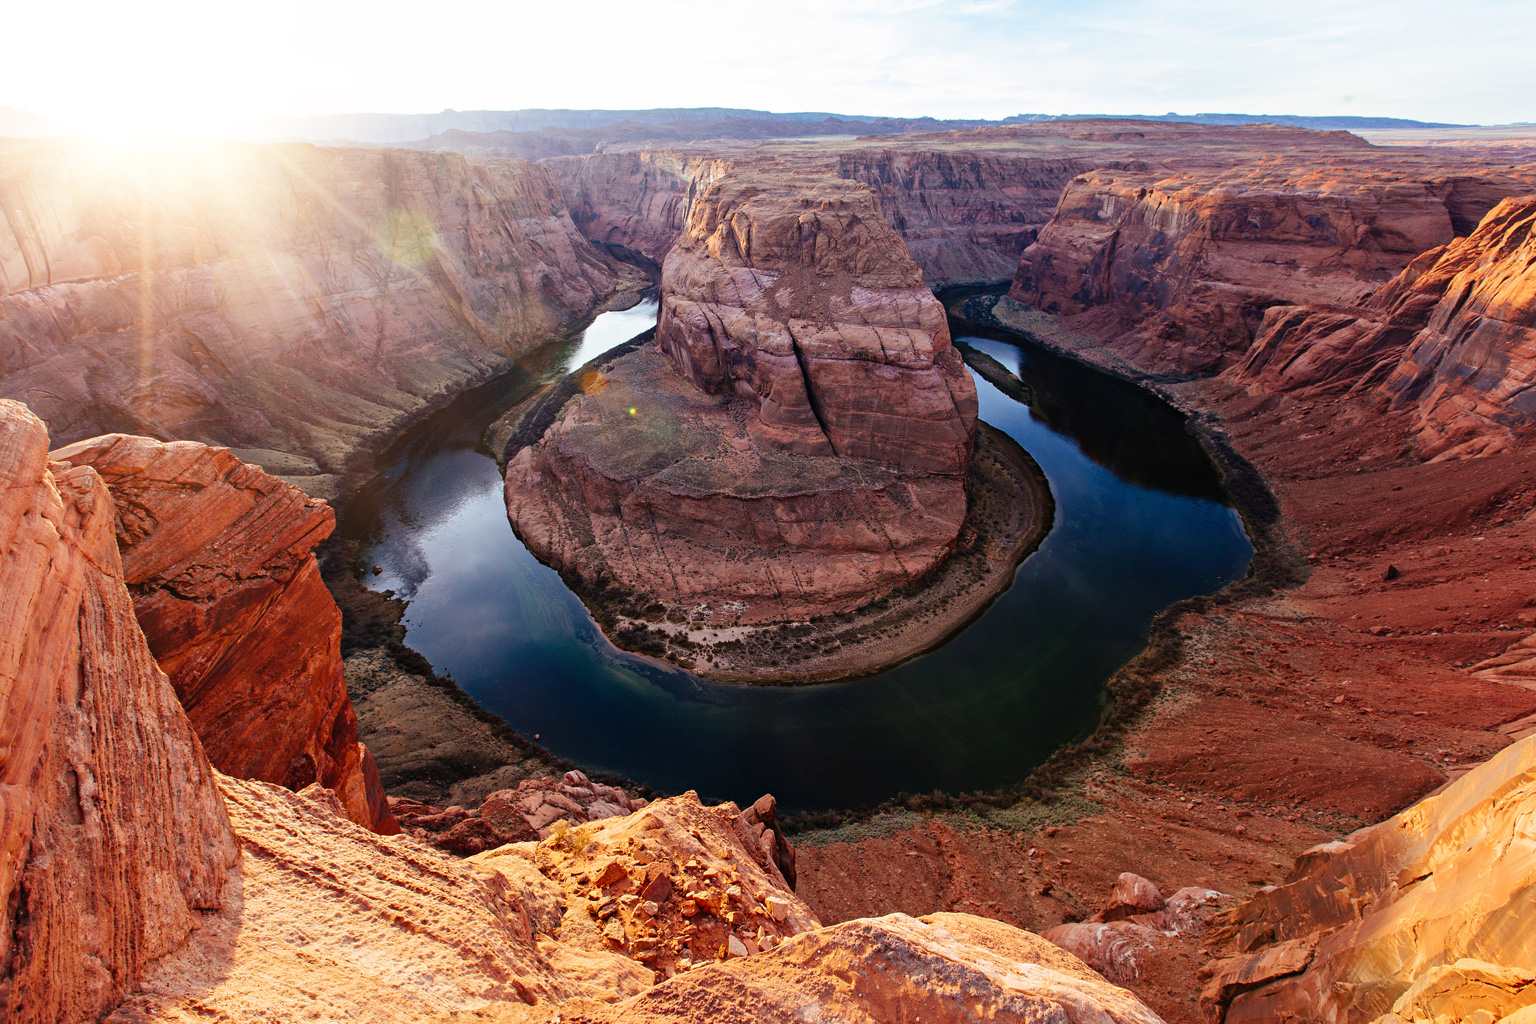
[339,299,1252,812]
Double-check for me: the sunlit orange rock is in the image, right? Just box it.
[0,400,237,1024]
[51,432,396,832]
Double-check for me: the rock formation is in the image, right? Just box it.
[1241,194,1536,457]
[532,912,1167,1024]
[545,150,735,266]
[1203,732,1536,1023]
[1043,874,1228,986]
[994,124,1533,375]
[0,400,238,1024]
[50,433,394,832]
[475,790,820,979]
[505,174,980,635]
[0,138,639,497]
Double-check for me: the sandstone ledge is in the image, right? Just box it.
[501,344,1051,683]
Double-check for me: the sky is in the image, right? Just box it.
[6,0,1532,133]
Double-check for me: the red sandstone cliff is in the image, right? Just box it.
[544,150,736,266]
[50,433,396,832]
[0,139,638,494]
[838,148,1100,285]
[1241,195,1536,458]
[0,400,238,1024]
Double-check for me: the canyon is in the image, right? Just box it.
[3,116,1536,1023]
[501,172,1057,678]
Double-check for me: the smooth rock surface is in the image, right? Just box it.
[1204,731,1536,1023]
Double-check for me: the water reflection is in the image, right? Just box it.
[339,302,1252,813]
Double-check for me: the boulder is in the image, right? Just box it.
[1098,872,1167,922]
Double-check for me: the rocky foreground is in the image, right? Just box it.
[1,398,1161,1024]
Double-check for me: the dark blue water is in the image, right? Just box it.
[343,302,1252,813]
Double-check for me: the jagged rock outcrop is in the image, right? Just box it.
[389,769,648,856]
[505,174,978,630]
[1240,195,1536,457]
[0,138,637,495]
[1202,732,1536,1024]
[0,400,238,1024]
[526,912,1167,1024]
[475,790,818,980]
[49,433,395,832]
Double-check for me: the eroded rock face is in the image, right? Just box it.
[655,174,977,473]
[1006,137,1533,376]
[506,174,978,629]
[1011,168,1463,374]
[0,138,636,493]
[545,150,735,266]
[1240,195,1536,458]
[839,149,1098,285]
[0,400,238,1024]
[1202,732,1536,1024]
[50,433,395,833]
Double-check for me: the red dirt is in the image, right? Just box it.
[795,367,1536,1024]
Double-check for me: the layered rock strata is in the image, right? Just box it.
[51,433,394,832]
[1203,731,1536,1024]
[0,400,238,1024]
[838,149,1101,284]
[505,175,997,674]
[1240,194,1536,458]
[0,138,638,496]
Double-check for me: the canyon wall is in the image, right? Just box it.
[0,400,238,1024]
[1242,195,1536,458]
[1204,731,1536,1024]
[505,173,978,626]
[837,149,1100,284]
[0,139,636,493]
[50,433,395,832]
[544,150,736,266]
[1005,140,1532,375]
